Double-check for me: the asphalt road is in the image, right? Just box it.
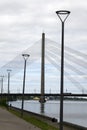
[0,107,41,130]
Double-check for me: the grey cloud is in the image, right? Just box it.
[0,0,26,15]
[0,0,87,62]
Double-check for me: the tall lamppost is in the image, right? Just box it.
[7,69,12,105]
[56,10,70,130]
[0,76,4,99]
[21,54,30,117]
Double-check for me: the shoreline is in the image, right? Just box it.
[10,106,87,130]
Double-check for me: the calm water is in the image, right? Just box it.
[10,100,87,128]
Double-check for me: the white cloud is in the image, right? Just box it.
[0,0,87,93]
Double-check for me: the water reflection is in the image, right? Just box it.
[10,100,87,127]
[40,103,45,114]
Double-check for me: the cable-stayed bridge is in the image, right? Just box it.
[0,33,87,95]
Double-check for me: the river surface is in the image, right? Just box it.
[10,100,87,128]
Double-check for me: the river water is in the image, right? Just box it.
[10,100,87,128]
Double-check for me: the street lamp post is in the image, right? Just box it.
[21,54,30,117]
[0,76,4,99]
[56,10,70,130]
[7,69,12,105]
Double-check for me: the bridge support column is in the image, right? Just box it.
[39,33,46,103]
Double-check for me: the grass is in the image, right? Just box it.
[0,98,8,107]
[9,109,59,130]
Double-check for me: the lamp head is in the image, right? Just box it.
[22,54,30,60]
[7,69,12,72]
[56,10,70,22]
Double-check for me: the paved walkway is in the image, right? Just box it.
[0,107,41,130]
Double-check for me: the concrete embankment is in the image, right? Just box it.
[10,106,87,130]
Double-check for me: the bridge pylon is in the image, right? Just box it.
[39,33,46,103]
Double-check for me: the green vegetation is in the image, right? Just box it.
[0,98,8,107]
[9,109,59,130]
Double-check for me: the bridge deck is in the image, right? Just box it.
[1,93,87,97]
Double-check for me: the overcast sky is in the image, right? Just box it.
[0,0,87,93]
[0,0,87,63]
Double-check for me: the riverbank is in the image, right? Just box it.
[9,106,59,130]
[10,106,87,130]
